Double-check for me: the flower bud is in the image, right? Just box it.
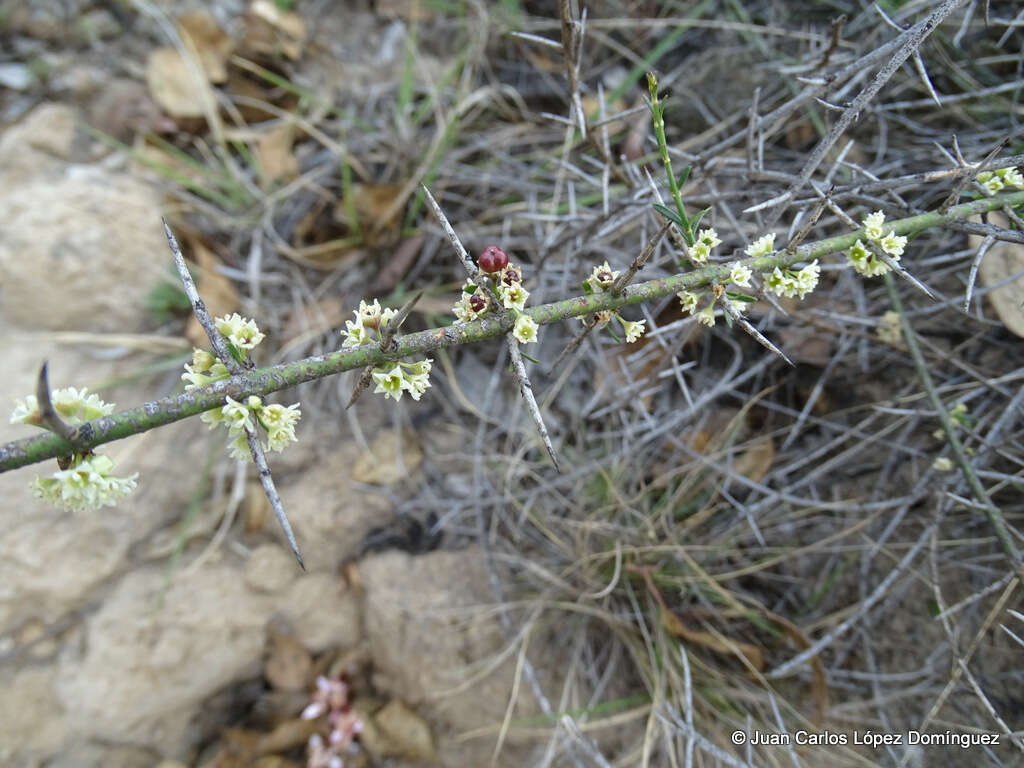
[478,245,509,273]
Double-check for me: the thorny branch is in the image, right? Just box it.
[164,220,304,569]
[3,190,1022,476]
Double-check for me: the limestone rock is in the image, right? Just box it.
[360,549,546,766]
[0,166,167,332]
[54,563,359,758]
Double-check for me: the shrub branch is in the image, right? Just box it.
[2,189,1022,474]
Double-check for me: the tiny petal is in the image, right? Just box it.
[513,314,539,344]
[728,262,752,287]
[697,306,716,327]
[863,210,886,241]
[677,290,699,314]
[622,318,646,343]
[744,233,775,257]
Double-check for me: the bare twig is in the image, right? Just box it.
[761,0,969,225]
[163,219,304,569]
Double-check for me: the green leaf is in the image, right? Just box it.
[689,206,711,233]
[582,280,593,294]
[520,352,540,364]
[725,292,757,303]
[227,342,244,365]
[723,310,734,329]
[653,204,683,226]
[675,165,692,188]
[605,326,622,343]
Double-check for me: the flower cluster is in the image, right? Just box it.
[10,387,137,511]
[847,210,907,277]
[201,395,301,460]
[762,260,820,300]
[580,261,646,342]
[976,166,1024,196]
[370,358,433,402]
[302,675,364,768]
[452,246,539,345]
[675,238,768,326]
[341,299,434,402]
[341,299,397,349]
[183,315,302,460]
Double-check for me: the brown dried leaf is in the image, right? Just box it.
[336,182,405,246]
[352,429,423,486]
[245,0,306,61]
[974,213,1024,339]
[178,10,235,84]
[256,124,299,189]
[146,47,215,120]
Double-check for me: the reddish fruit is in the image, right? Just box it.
[478,245,509,273]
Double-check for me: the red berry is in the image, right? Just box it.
[478,245,509,273]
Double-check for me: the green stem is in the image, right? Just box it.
[647,72,692,243]
[1,190,1022,473]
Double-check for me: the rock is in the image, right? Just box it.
[0,666,66,764]
[54,563,360,758]
[245,544,298,594]
[0,102,78,184]
[360,549,548,766]
[0,165,167,333]
[270,445,394,572]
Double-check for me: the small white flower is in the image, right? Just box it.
[728,262,752,287]
[932,456,953,473]
[372,365,405,401]
[697,306,716,327]
[848,239,890,277]
[996,166,1023,188]
[513,314,539,344]
[863,210,886,241]
[762,267,788,296]
[341,318,370,349]
[795,260,819,299]
[215,313,265,350]
[689,242,712,264]
[358,299,382,324]
[499,282,529,311]
[981,176,1003,196]
[585,261,619,292]
[697,228,722,249]
[221,396,254,432]
[744,233,776,257]
[677,290,699,314]
[260,403,301,451]
[878,231,907,257]
[11,387,116,426]
[621,318,646,343]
